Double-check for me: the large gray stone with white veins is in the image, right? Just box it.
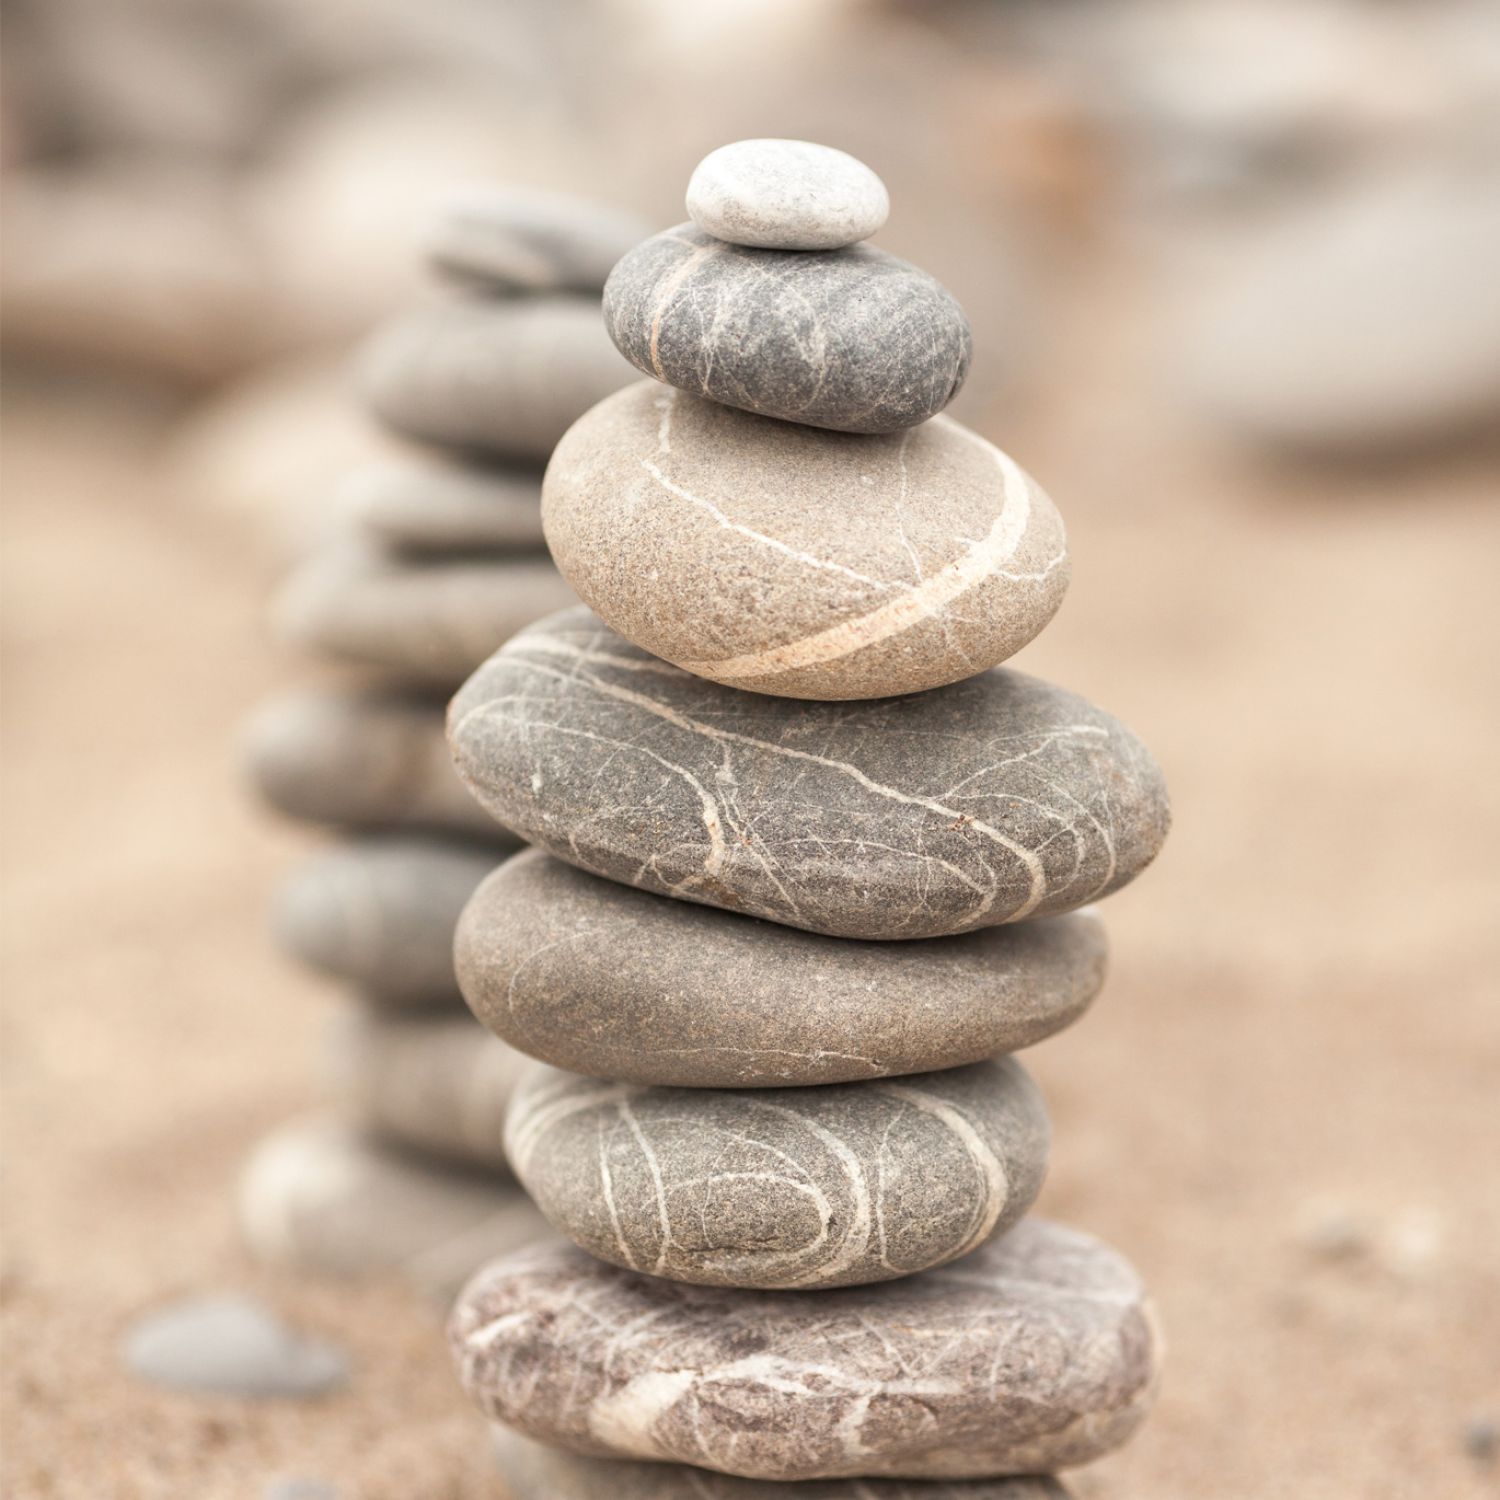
[360,295,635,462]
[274,837,498,1006]
[603,226,970,433]
[685,138,890,251]
[450,1220,1160,1480]
[245,689,513,841]
[543,382,1068,699]
[505,1057,1048,1290]
[239,1115,549,1302]
[331,1006,528,1170]
[428,185,649,294]
[343,460,545,558]
[457,851,1107,1087]
[447,609,1170,941]
[491,1427,1072,1500]
[123,1294,348,1399]
[273,543,575,688]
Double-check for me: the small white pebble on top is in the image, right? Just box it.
[685,139,890,252]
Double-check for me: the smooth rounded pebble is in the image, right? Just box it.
[450,1219,1160,1480]
[543,383,1068,699]
[491,1427,1072,1500]
[331,1007,529,1170]
[239,1116,550,1303]
[603,226,970,433]
[458,851,1106,1087]
[360,295,634,462]
[447,610,1170,941]
[428,184,649,293]
[342,460,545,557]
[245,689,514,841]
[274,837,498,1006]
[506,1057,1047,1290]
[273,544,575,688]
[122,1294,348,1399]
[686,139,890,251]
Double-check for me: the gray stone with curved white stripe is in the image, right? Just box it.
[542,382,1068,700]
[446,608,1170,941]
[504,1057,1047,1290]
[449,1219,1160,1480]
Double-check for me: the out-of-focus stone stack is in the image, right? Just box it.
[443,142,1171,1493]
[239,185,643,1301]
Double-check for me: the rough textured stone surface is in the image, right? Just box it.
[274,837,497,1006]
[122,1294,348,1399]
[332,1007,528,1170]
[245,689,512,841]
[274,543,575,688]
[543,383,1068,699]
[505,1058,1047,1290]
[344,460,545,558]
[685,139,890,251]
[448,610,1170,941]
[428,185,649,294]
[458,851,1106,1087]
[603,226,970,433]
[360,295,634,462]
[450,1220,1160,1480]
[491,1428,1071,1499]
[239,1116,549,1303]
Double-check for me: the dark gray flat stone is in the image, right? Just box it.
[603,225,970,432]
[447,609,1170,941]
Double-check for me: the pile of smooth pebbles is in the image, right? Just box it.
[238,184,644,1301]
[443,141,1172,1492]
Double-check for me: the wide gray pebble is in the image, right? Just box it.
[505,1057,1049,1290]
[448,609,1170,941]
[458,850,1106,1086]
[603,225,970,432]
[122,1294,347,1399]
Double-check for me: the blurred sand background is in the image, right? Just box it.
[3,1,1499,1497]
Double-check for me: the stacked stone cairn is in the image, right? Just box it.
[238,185,645,1300]
[444,141,1173,1495]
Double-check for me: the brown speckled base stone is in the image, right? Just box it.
[331,1007,529,1170]
[603,226,970,433]
[273,543,576,690]
[542,383,1068,700]
[274,837,498,1007]
[450,1219,1159,1480]
[448,609,1169,940]
[359,295,634,462]
[491,1427,1072,1499]
[456,850,1106,1087]
[505,1057,1048,1290]
[245,689,513,841]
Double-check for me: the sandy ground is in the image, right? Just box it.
[3,255,1499,1499]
